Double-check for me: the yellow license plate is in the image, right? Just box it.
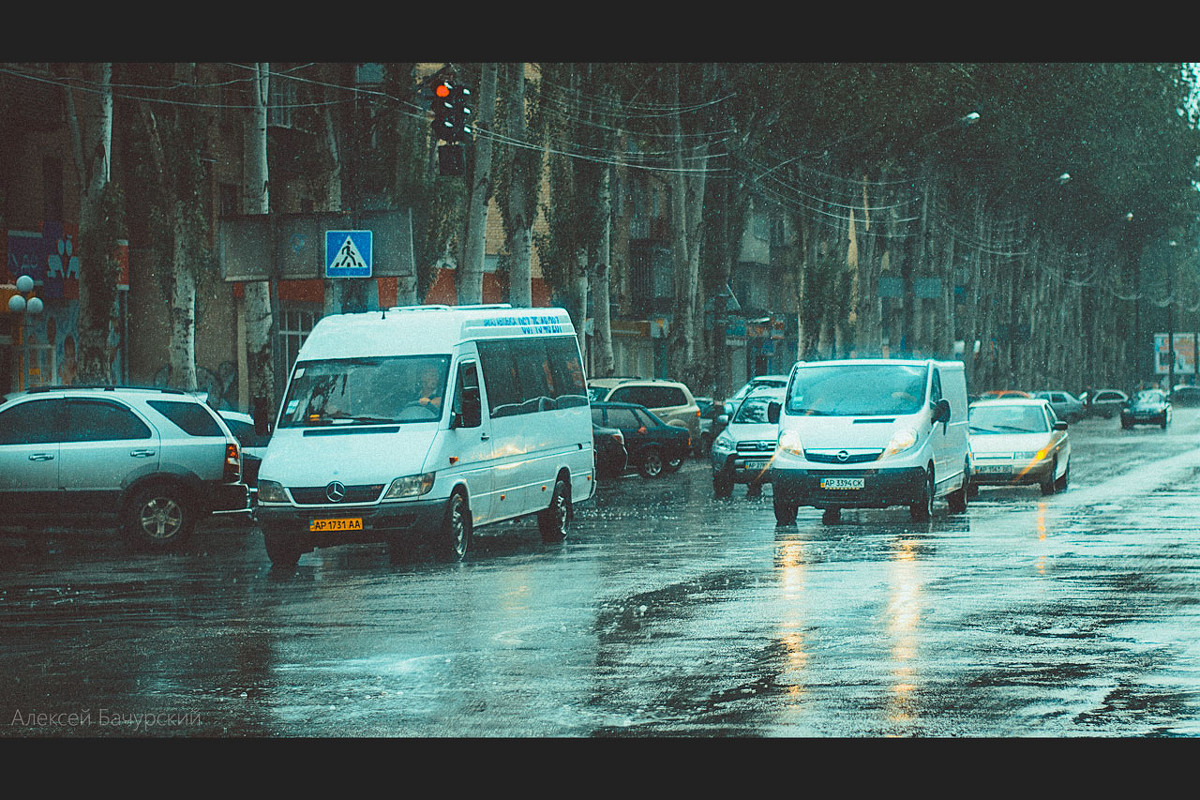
[309,518,363,532]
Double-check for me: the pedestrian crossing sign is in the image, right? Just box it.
[325,230,373,278]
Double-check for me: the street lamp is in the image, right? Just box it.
[6,273,43,392]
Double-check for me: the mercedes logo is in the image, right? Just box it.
[836,450,850,462]
[326,481,347,503]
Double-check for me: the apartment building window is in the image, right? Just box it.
[276,305,321,378]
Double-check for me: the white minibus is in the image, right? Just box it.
[254,305,595,566]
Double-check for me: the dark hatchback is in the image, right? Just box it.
[591,401,691,478]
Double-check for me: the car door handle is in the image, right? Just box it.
[129,449,156,458]
[480,433,490,441]
[28,453,55,461]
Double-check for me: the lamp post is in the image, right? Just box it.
[7,274,44,392]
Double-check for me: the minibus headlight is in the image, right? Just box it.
[882,427,919,458]
[258,480,288,504]
[384,472,436,500]
[778,429,804,456]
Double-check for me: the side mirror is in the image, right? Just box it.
[1054,420,1068,431]
[767,401,781,424]
[932,398,951,425]
[252,395,273,437]
[716,413,729,426]
[723,401,734,417]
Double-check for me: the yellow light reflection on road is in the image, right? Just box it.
[885,537,922,730]
[775,538,809,704]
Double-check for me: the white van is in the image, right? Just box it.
[254,305,596,566]
[767,359,970,525]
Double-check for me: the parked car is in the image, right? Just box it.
[1086,388,1129,419]
[591,401,691,478]
[593,422,628,479]
[1121,388,1171,429]
[218,409,271,503]
[1173,384,1200,407]
[968,398,1071,496]
[728,374,790,406]
[0,385,249,548]
[587,377,701,443]
[710,387,784,498]
[1031,390,1085,423]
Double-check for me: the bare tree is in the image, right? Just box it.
[460,63,498,305]
[243,63,275,418]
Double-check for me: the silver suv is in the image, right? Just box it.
[0,386,249,549]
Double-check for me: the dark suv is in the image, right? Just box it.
[0,386,249,548]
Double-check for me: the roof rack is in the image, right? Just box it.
[23,384,188,396]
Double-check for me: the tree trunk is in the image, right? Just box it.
[461,63,498,306]
[167,212,197,389]
[592,164,615,377]
[243,63,275,412]
[505,63,534,309]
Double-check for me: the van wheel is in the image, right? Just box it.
[435,490,471,561]
[947,460,969,513]
[910,470,933,522]
[538,477,571,543]
[773,495,798,526]
[122,483,195,550]
[263,526,305,568]
[639,449,665,478]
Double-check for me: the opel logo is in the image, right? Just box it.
[326,481,347,503]
[836,450,850,462]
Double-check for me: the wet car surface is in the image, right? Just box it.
[3,411,1200,737]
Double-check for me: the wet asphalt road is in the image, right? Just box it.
[3,409,1200,737]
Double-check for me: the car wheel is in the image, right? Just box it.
[435,490,471,561]
[821,507,840,525]
[713,474,733,498]
[910,469,933,522]
[639,448,665,478]
[1040,458,1058,495]
[1055,462,1070,493]
[1161,416,1168,429]
[665,454,684,473]
[538,477,571,544]
[122,483,195,550]
[263,526,305,568]
[947,460,969,513]
[773,495,798,526]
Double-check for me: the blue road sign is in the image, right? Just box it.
[325,230,373,278]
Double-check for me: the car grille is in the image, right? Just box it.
[736,440,776,454]
[804,450,883,464]
[289,484,385,505]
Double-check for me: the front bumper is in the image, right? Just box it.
[772,466,925,509]
[971,459,1053,486]
[712,451,775,485]
[255,498,446,542]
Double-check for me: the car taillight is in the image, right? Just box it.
[224,442,241,482]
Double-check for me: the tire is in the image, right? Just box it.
[538,477,570,544]
[122,483,195,550]
[1040,458,1058,495]
[821,507,840,525]
[1054,462,1070,493]
[947,460,969,513]
[910,469,933,522]
[263,527,304,568]
[639,448,665,478]
[664,455,684,473]
[713,474,733,498]
[435,490,471,562]
[773,495,798,526]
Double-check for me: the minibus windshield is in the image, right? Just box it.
[278,355,451,428]
[785,363,928,417]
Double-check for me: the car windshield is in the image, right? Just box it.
[278,355,450,428]
[1134,390,1165,404]
[968,405,1049,434]
[785,364,927,417]
[733,395,777,424]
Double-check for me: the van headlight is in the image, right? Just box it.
[258,480,288,504]
[383,472,436,500]
[778,429,804,456]
[882,427,919,458]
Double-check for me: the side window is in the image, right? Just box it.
[512,339,554,413]
[146,400,223,437]
[547,337,588,408]
[64,400,152,442]
[451,360,482,427]
[606,407,641,429]
[930,369,943,405]
[0,399,62,445]
[477,340,522,418]
[590,407,605,426]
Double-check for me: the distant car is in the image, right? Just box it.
[591,401,691,478]
[968,398,1071,496]
[592,422,628,479]
[1121,389,1171,429]
[1087,388,1129,419]
[1171,385,1200,407]
[694,396,717,455]
[728,374,790,406]
[1031,390,1085,423]
[587,377,701,443]
[710,388,784,498]
[218,410,271,502]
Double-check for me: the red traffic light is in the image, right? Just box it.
[434,82,451,98]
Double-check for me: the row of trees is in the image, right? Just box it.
[47,63,1200,409]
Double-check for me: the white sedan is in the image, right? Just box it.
[968,398,1071,496]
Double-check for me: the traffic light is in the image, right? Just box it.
[431,80,454,141]
[431,80,472,144]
